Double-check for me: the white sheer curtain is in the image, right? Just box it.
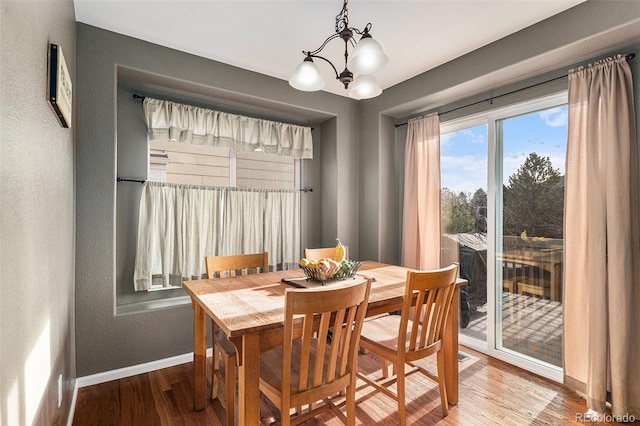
[264,191,301,270]
[401,113,441,269]
[564,54,640,418]
[222,189,265,256]
[143,97,313,159]
[133,182,300,291]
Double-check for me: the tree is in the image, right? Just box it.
[441,188,475,234]
[469,188,487,232]
[503,152,564,238]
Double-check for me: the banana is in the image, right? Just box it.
[333,238,346,262]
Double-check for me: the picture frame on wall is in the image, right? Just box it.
[47,43,72,128]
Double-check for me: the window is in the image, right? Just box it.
[141,142,301,292]
[149,140,297,189]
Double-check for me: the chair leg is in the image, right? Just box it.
[346,382,356,426]
[396,362,406,426]
[381,359,389,379]
[281,406,291,426]
[436,350,449,417]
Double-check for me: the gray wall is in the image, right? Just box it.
[358,0,640,264]
[75,23,359,376]
[0,1,76,425]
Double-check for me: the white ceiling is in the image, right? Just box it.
[73,0,586,98]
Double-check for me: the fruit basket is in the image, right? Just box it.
[301,260,362,283]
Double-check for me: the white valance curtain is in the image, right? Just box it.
[143,97,313,159]
[133,182,300,291]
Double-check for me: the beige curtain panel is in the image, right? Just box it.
[564,54,640,418]
[133,182,301,291]
[143,97,313,159]
[401,113,441,270]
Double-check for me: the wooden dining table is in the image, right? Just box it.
[183,260,467,424]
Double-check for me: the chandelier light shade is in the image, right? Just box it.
[348,75,383,100]
[289,57,325,91]
[347,35,388,75]
[289,0,387,99]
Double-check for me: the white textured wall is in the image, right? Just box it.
[0,2,76,425]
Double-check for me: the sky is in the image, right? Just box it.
[440,105,568,195]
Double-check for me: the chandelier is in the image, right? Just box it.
[288,0,388,100]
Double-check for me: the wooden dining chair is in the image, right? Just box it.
[304,246,349,260]
[204,252,269,425]
[356,263,459,425]
[259,278,371,426]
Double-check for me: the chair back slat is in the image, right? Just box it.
[338,306,358,376]
[437,282,454,345]
[313,312,332,387]
[400,264,459,355]
[410,290,427,350]
[326,307,346,381]
[297,312,315,391]
[283,278,371,397]
[204,252,269,279]
[429,290,441,345]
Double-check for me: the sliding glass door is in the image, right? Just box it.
[440,93,567,380]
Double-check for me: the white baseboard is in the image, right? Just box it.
[76,351,207,388]
[68,348,213,424]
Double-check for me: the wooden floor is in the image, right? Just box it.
[73,346,616,425]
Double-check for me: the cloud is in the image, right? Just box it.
[441,127,487,148]
[539,107,568,127]
[440,132,454,147]
[441,154,488,194]
[459,128,487,144]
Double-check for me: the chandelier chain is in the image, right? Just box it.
[335,0,349,33]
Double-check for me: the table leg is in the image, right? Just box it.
[238,333,261,425]
[444,286,460,405]
[192,301,207,411]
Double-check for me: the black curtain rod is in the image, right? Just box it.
[117,177,313,192]
[117,177,145,183]
[394,53,636,128]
